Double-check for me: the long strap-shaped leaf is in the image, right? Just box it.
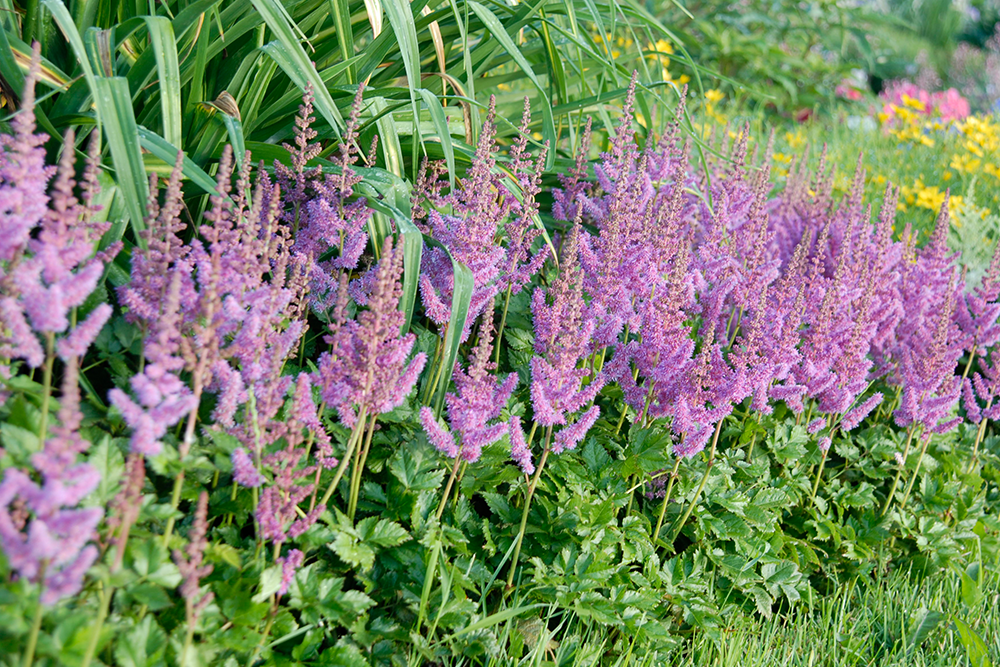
[219,114,247,170]
[252,0,345,135]
[44,0,150,247]
[94,77,150,245]
[468,0,556,169]
[416,88,456,188]
[136,127,221,195]
[424,237,473,417]
[142,17,183,149]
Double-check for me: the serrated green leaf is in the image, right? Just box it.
[362,518,410,548]
[254,565,283,603]
[115,616,168,667]
[329,531,376,571]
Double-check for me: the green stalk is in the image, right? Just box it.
[962,347,977,381]
[671,419,724,542]
[899,433,932,509]
[319,406,369,508]
[435,448,465,521]
[613,405,629,437]
[161,471,186,548]
[809,448,828,504]
[164,382,204,546]
[347,413,378,521]
[506,425,552,589]
[21,562,46,667]
[38,333,55,444]
[80,583,113,667]
[652,457,682,547]
[967,418,988,474]
[881,425,916,518]
[493,284,513,367]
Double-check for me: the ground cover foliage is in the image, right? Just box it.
[1,2,1000,666]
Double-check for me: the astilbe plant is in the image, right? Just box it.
[415,97,550,345]
[279,83,375,314]
[315,236,426,519]
[420,313,518,519]
[507,220,603,586]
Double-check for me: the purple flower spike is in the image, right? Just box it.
[420,314,517,464]
[232,448,265,487]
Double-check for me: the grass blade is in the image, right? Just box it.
[142,17,183,148]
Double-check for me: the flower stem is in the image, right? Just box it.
[493,284,513,367]
[899,433,932,509]
[22,562,46,667]
[319,407,368,508]
[967,419,988,474]
[881,425,916,518]
[671,419,724,543]
[347,413,378,521]
[809,449,828,504]
[506,425,552,589]
[38,333,55,445]
[962,347,977,381]
[80,584,113,667]
[652,457,682,548]
[436,450,465,521]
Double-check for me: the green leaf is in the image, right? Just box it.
[416,88,455,187]
[142,17,182,148]
[0,422,40,459]
[254,565,283,603]
[89,434,125,504]
[426,239,473,416]
[359,517,411,548]
[253,0,345,135]
[961,562,985,608]
[907,609,944,654]
[468,0,556,168]
[953,616,992,667]
[115,616,168,667]
[40,0,97,94]
[329,531,376,571]
[94,77,150,246]
[136,127,219,194]
[219,113,247,169]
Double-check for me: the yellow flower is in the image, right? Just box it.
[901,94,925,111]
[705,89,724,103]
[785,131,805,149]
